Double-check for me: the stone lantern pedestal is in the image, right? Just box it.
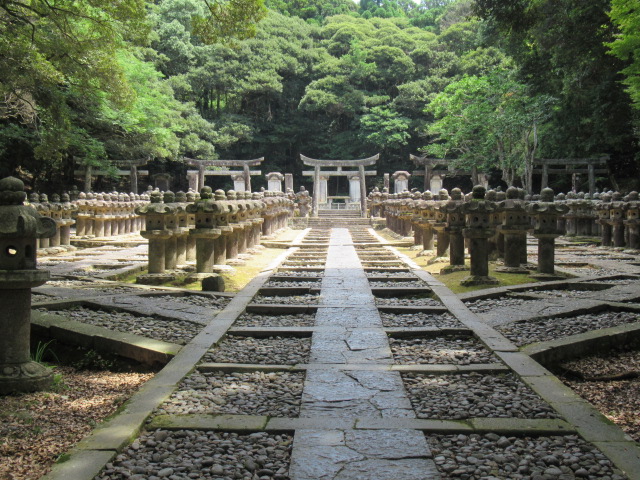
[440,188,467,274]
[461,186,498,286]
[136,191,177,285]
[624,192,639,251]
[187,187,223,279]
[0,177,56,394]
[526,188,569,280]
[496,187,530,274]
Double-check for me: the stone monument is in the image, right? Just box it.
[0,176,56,394]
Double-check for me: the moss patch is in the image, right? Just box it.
[396,246,542,294]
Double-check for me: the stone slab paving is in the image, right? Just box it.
[289,229,440,480]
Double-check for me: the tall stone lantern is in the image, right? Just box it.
[461,185,499,286]
[526,188,568,278]
[0,176,56,394]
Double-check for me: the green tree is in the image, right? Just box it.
[608,0,640,110]
[425,73,555,192]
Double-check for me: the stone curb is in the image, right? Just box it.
[31,311,180,365]
[522,321,640,366]
[144,413,576,436]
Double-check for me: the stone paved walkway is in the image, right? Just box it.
[290,229,439,480]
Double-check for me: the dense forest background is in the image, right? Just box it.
[1,0,639,194]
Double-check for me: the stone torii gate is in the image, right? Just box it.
[75,159,149,193]
[300,153,378,218]
[410,155,487,191]
[534,157,609,194]
[184,157,264,192]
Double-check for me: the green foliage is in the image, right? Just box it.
[608,0,640,110]
[424,72,556,191]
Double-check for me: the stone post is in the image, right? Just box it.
[162,191,179,270]
[284,173,294,193]
[441,188,466,273]
[609,193,626,247]
[596,193,613,247]
[419,191,435,252]
[461,186,498,286]
[527,188,569,278]
[185,190,197,261]
[213,190,232,266]
[495,187,530,273]
[0,176,56,394]
[136,191,174,278]
[187,187,222,274]
[624,192,639,250]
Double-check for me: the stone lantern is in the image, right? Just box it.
[417,191,435,252]
[136,191,175,280]
[495,187,530,273]
[609,192,626,248]
[440,188,467,273]
[0,176,56,394]
[225,190,242,261]
[430,189,451,261]
[212,190,233,266]
[461,185,498,286]
[526,188,569,278]
[187,187,222,274]
[624,191,639,250]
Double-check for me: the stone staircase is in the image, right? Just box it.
[308,209,371,228]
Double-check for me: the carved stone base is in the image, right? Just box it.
[0,361,53,395]
[495,266,530,274]
[529,272,568,281]
[460,275,499,287]
[427,256,449,265]
[136,273,177,285]
[439,265,468,275]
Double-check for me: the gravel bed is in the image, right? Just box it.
[70,268,122,277]
[583,277,639,285]
[559,346,640,442]
[156,371,303,417]
[561,266,624,276]
[369,281,429,288]
[264,280,320,288]
[201,336,311,365]
[464,296,538,314]
[233,313,316,327]
[151,294,230,309]
[97,431,292,480]
[375,296,442,307]
[252,294,319,305]
[403,372,558,420]
[497,310,640,347]
[365,271,413,278]
[390,335,498,365]
[516,287,612,298]
[37,306,202,345]
[428,433,624,479]
[380,312,463,328]
[274,271,324,278]
[44,279,98,287]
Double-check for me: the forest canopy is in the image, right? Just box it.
[1,0,638,193]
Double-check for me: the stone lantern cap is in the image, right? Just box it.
[0,177,56,240]
[0,177,55,283]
